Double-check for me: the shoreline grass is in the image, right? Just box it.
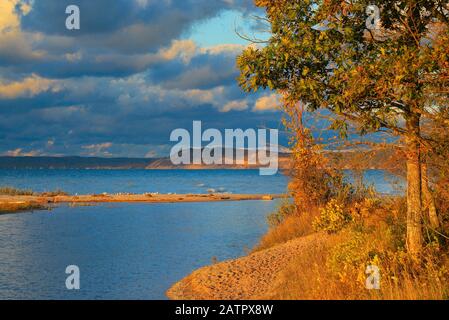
[0,186,68,197]
[255,195,449,300]
[0,186,63,214]
[0,202,48,215]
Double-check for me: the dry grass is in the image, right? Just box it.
[0,187,34,196]
[0,186,67,196]
[255,208,319,251]
[264,230,449,300]
[40,189,68,196]
[256,197,449,300]
[0,202,47,214]
[264,232,349,300]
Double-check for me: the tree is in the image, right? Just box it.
[238,0,449,254]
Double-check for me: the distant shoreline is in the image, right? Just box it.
[0,154,291,170]
[0,150,399,170]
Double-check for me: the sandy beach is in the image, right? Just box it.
[167,233,327,300]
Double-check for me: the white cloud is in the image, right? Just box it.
[145,150,158,158]
[0,0,45,62]
[82,142,113,151]
[200,44,245,55]
[253,93,281,112]
[220,99,248,112]
[81,143,113,157]
[0,74,56,99]
[158,40,197,64]
[184,86,225,105]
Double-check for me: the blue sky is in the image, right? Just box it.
[187,9,267,47]
[0,0,282,158]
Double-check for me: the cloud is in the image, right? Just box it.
[0,0,46,64]
[3,39,200,79]
[159,40,197,63]
[220,99,248,112]
[0,1,288,157]
[200,44,245,55]
[82,142,113,156]
[147,45,241,90]
[0,0,20,30]
[0,1,253,77]
[0,1,249,81]
[82,142,113,150]
[254,93,281,112]
[18,0,253,52]
[5,148,41,157]
[144,150,158,158]
[0,74,56,99]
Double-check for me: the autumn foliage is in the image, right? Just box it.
[239,0,449,299]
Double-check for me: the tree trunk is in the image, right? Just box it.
[421,159,439,229]
[405,114,423,255]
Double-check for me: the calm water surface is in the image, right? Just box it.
[0,169,399,299]
[0,169,287,195]
[0,201,277,299]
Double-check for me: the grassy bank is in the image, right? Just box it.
[0,186,64,214]
[0,186,67,197]
[0,202,47,214]
[256,196,449,300]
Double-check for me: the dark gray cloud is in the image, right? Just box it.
[148,48,240,90]
[0,96,284,157]
[19,0,253,53]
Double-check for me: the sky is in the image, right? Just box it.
[0,0,284,158]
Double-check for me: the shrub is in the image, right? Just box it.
[327,230,382,289]
[313,199,352,233]
[269,212,449,300]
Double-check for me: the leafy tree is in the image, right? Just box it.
[238,0,449,254]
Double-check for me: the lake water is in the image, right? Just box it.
[0,169,400,299]
[0,169,288,195]
[0,201,276,300]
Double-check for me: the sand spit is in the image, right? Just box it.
[0,193,283,207]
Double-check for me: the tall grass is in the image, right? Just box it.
[256,195,449,300]
[0,186,68,196]
[264,229,449,299]
[0,187,34,196]
[255,207,319,251]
